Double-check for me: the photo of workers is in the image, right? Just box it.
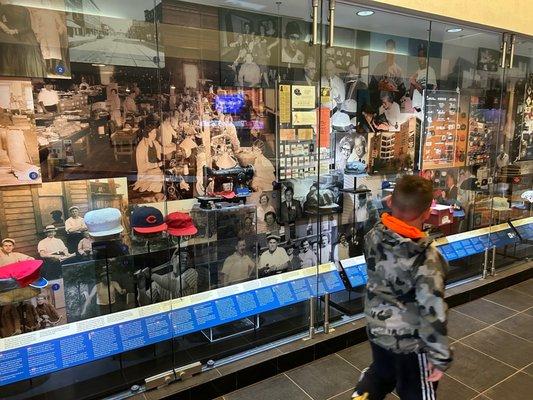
[0,0,71,78]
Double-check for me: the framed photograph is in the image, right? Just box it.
[477,48,500,72]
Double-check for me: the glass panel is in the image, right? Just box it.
[320,2,431,317]
[492,36,533,269]
[158,0,324,371]
[425,22,505,283]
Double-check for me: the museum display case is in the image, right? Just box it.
[0,1,531,399]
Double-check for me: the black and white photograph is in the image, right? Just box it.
[280,18,309,66]
[219,8,279,87]
[334,130,369,175]
[476,47,500,72]
[0,0,71,78]
[0,79,42,186]
[0,278,67,338]
[66,0,163,68]
[299,172,344,215]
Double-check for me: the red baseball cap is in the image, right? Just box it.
[0,260,48,290]
[213,190,236,199]
[166,212,198,237]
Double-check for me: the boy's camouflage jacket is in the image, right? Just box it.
[363,221,453,371]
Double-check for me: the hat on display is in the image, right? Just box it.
[331,111,352,131]
[44,225,57,233]
[1,238,15,245]
[341,99,358,115]
[69,206,80,212]
[521,190,533,203]
[344,161,367,175]
[0,260,48,293]
[266,233,281,242]
[166,212,198,237]
[84,208,124,237]
[130,206,167,234]
[235,187,251,196]
[213,190,236,199]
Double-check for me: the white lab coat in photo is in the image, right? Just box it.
[133,137,163,193]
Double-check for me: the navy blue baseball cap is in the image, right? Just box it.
[130,206,167,234]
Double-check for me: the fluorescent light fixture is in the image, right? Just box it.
[446,27,463,33]
[356,10,374,16]
[91,63,107,67]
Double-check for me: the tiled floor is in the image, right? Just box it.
[219,279,533,400]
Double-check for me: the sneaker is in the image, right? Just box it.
[351,367,370,398]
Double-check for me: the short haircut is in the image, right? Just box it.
[339,135,354,150]
[264,211,276,221]
[391,175,434,218]
[284,186,293,195]
[380,91,393,102]
[354,134,367,148]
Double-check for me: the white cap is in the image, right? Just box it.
[331,111,352,131]
[84,208,124,237]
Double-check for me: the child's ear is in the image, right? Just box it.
[422,207,432,222]
[385,195,392,208]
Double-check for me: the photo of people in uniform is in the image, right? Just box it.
[0,0,70,78]
[219,9,279,87]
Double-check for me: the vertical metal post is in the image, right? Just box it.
[491,245,497,276]
[328,0,335,48]
[311,0,319,45]
[481,247,489,279]
[307,297,316,340]
[499,33,508,68]
[508,34,516,68]
[324,293,334,334]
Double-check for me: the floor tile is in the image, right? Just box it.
[336,342,373,371]
[224,374,310,400]
[437,375,479,400]
[286,354,359,400]
[509,279,533,296]
[454,298,518,325]
[484,288,533,312]
[445,343,516,392]
[447,309,489,340]
[483,372,533,400]
[461,326,533,368]
[495,312,533,342]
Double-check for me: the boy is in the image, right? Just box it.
[353,175,452,400]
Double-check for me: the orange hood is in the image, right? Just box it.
[381,213,425,240]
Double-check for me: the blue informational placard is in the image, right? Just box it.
[1,221,531,387]
[0,269,345,386]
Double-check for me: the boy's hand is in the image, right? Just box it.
[427,362,444,382]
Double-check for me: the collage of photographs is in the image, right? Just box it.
[0,0,531,349]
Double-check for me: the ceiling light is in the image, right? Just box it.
[446,27,463,33]
[356,10,374,16]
